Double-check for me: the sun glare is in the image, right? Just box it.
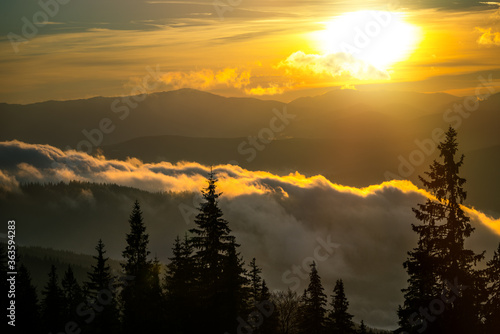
[313,11,421,69]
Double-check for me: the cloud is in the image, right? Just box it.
[476,27,500,46]
[157,67,293,97]
[245,83,288,96]
[1,140,499,329]
[160,68,251,90]
[279,51,390,80]
[0,140,498,234]
[0,170,20,193]
[341,83,357,90]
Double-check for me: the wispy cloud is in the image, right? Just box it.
[476,27,500,45]
[245,83,289,96]
[160,68,251,90]
[159,67,290,96]
[278,51,390,80]
[0,170,20,193]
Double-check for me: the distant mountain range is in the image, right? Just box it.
[1,88,499,214]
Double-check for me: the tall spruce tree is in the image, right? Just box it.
[249,258,263,304]
[149,256,167,331]
[358,320,367,334]
[164,234,196,332]
[328,279,354,334]
[62,265,85,324]
[121,200,161,333]
[248,258,264,333]
[221,240,249,333]
[299,261,327,334]
[398,127,485,333]
[41,265,65,333]
[86,239,120,334]
[15,264,41,334]
[260,280,279,334]
[189,169,246,333]
[484,243,500,332]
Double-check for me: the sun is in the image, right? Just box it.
[312,11,421,69]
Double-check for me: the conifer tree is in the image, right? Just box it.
[249,257,263,304]
[62,265,85,323]
[121,200,160,333]
[398,127,485,333]
[248,257,265,333]
[358,320,367,334]
[328,279,354,334]
[15,264,41,334]
[260,280,279,334]
[148,256,166,331]
[299,261,327,334]
[484,242,500,332]
[221,240,249,333]
[165,234,196,332]
[41,265,65,333]
[122,200,151,276]
[86,239,120,334]
[189,169,246,333]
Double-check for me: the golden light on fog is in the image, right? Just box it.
[313,11,422,69]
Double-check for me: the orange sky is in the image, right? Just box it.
[0,0,499,103]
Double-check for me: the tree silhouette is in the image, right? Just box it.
[15,264,41,333]
[41,265,65,333]
[86,239,120,334]
[358,320,367,334]
[220,239,249,333]
[484,242,500,332]
[164,234,196,332]
[122,200,150,275]
[273,288,301,334]
[299,261,327,334]
[398,127,485,333]
[328,279,354,334]
[248,257,264,333]
[260,280,279,334]
[121,200,160,333]
[62,265,85,323]
[148,256,167,331]
[189,169,245,333]
[249,257,263,304]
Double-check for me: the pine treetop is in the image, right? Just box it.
[122,200,151,275]
[87,239,114,293]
